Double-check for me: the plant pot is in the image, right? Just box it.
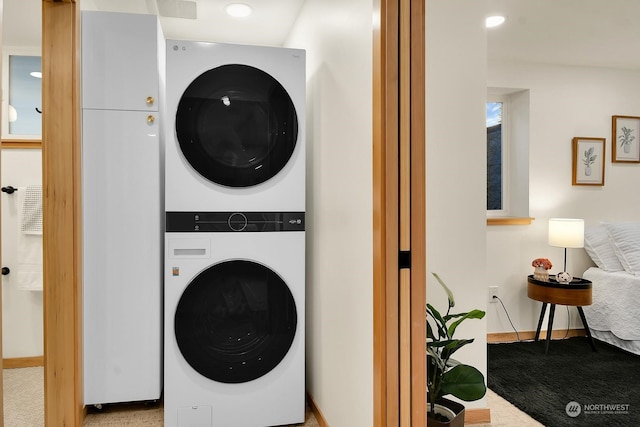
[533,266,549,282]
[427,396,465,427]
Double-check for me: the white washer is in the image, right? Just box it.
[164,212,305,427]
[164,41,306,212]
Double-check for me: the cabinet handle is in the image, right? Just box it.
[2,267,9,276]
[146,96,155,107]
[147,115,155,125]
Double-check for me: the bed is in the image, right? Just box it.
[582,222,640,355]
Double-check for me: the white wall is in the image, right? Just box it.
[426,0,488,410]
[286,0,374,425]
[1,149,43,358]
[487,61,640,334]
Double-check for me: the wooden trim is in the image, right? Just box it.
[0,1,5,420]
[399,0,411,423]
[1,139,42,149]
[3,355,45,369]
[42,1,83,426]
[373,0,400,425]
[466,408,492,424]
[409,0,426,425]
[307,392,330,427]
[487,329,586,343]
[487,217,535,226]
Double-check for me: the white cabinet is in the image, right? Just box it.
[82,11,159,111]
[82,109,162,405]
[81,11,163,406]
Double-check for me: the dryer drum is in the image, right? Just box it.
[176,64,298,188]
[174,260,297,383]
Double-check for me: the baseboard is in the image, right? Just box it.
[465,407,491,424]
[3,355,44,369]
[307,392,330,427]
[487,328,586,343]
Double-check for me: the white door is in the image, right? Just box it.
[82,109,162,405]
[81,11,159,111]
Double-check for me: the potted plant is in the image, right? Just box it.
[618,126,635,154]
[582,147,597,176]
[427,273,487,426]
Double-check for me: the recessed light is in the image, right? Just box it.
[30,71,42,79]
[225,3,252,18]
[486,15,505,28]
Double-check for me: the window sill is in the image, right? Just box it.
[2,139,42,149]
[487,217,535,226]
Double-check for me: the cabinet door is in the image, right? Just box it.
[82,109,162,404]
[82,11,159,111]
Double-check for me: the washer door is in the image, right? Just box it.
[176,64,298,187]
[175,260,297,383]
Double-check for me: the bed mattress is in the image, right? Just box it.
[583,267,640,354]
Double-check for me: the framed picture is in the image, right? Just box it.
[612,115,640,163]
[572,137,605,186]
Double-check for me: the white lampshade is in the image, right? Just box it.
[548,218,584,248]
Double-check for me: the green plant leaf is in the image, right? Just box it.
[447,309,486,337]
[427,347,445,371]
[442,338,475,354]
[426,319,435,341]
[441,364,487,402]
[432,272,455,308]
[427,303,448,339]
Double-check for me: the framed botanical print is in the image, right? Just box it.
[572,137,605,186]
[612,115,640,163]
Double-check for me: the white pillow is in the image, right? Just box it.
[606,223,640,275]
[584,225,625,272]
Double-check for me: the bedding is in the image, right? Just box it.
[583,266,640,355]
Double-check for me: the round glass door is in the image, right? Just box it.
[174,260,297,383]
[175,64,298,187]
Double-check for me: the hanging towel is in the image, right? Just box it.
[16,186,43,291]
[20,185,43,235]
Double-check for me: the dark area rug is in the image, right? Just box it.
[488,337,640,426]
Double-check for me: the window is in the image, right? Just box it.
[486,99,506,213]
[486,88,530,220]
[2,49,42,147]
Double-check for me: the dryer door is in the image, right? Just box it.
[174,260,297,383]
[175,64,298,188]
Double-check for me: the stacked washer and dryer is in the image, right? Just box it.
[163,41,306,426]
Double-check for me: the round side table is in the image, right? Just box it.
[527,275,597,354]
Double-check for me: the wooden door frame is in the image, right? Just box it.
[42,1,84,426]
[373,0,425,425]
[40,0,426,425]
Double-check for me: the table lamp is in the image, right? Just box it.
[548,218,584,277]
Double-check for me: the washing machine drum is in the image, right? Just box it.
[175,64,299,187]
[175,260,297,384]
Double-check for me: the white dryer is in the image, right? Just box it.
[164,211,305,427]
[164,41,306,212]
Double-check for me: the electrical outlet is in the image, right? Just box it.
[489,286,499,303]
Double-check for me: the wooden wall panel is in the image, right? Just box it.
[373,0,425,425]
[409,1,426,425]
[373,0,400,423]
